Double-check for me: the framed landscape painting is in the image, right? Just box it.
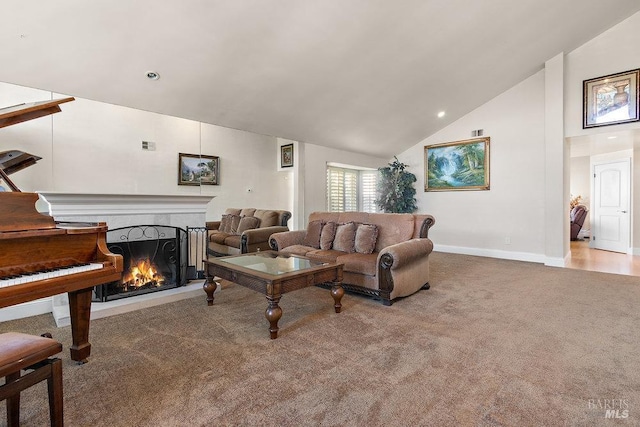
[583,69,640,128]
[424,137,490,191]
[178,153,219,186]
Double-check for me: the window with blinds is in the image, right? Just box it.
[326,166,378,213]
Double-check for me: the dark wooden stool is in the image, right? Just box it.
[0,332,63,426]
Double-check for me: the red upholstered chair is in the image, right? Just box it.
[0,332,63,426]
[570,204,588,241]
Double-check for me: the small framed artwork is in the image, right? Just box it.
[281,143,293,168]
[583,69,640,128]
[178,153,219,186]
[424,137,490,192]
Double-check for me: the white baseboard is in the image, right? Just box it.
[433,244,546,264]
[1,281,212,326]
[0,298,53,322]
[54,281,208,327]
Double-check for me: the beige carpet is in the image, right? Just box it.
[1,252,639,426]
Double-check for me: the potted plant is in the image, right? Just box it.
[376,156,418,213]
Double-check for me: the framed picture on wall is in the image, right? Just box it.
[424,137,490,191]
[583,68,640,128]
[178,153,219,186]
[281,144,293,168]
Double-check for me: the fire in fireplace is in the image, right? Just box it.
[122,258,165,291]
[93,225,189,302]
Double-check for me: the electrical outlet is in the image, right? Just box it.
[141,141,156,151]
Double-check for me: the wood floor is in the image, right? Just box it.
[566,239,640,277]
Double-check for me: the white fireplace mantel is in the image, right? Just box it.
[37,192,214,217]
[36,192,214,231]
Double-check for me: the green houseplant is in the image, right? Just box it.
[376,156,418,213]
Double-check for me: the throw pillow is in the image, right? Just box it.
[332,222,357,253]
[237,216,261,234]
[355,223,378,254]
[320,221,337,250]
[219,214,232,233]
[230,215,242,234]
[303,220,324,248]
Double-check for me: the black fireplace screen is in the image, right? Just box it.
[93,225,189,302]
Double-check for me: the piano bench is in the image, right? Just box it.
[0,332,63,427]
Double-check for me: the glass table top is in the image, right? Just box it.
[218,253,324,276]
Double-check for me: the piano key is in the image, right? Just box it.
[0,263,103,288]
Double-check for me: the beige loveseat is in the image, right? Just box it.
[207,208,292,256]
[269,211,435,305]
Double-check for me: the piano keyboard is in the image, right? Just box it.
[0,263,104,288]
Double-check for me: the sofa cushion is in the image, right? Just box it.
[280,244,316,257]
[309,212,340,224]
[223,234,242,249]
[254,210,279,227]
[320,221,337,250]
[303,220,324,248]
[224,208,242,216]
[337,253,378,276]
[305,249,347,263]
[210,231,231,244]
[237,216,260,234]
[354,224,378,254]
[333,222,357,253]
[239,208,256,217]
[369,213,416,253]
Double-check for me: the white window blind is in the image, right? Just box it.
[360,170,378,213]
[327,166,378,213]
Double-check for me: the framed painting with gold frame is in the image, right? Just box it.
[424,137,490,191]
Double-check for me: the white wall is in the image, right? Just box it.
[396,11,640,263]
[398,71,547,262]
[565,11,640,138]
[0,82,291,223]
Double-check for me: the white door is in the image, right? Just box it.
[592,159,630,253]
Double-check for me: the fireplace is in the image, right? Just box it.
[35,193,214,326]
[94,225,189,302]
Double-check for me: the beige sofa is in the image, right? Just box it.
[269,211,435,305]
[207,208,291,256]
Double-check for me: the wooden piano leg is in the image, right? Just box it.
[68,288,92,363]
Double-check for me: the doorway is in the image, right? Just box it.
[568,131,639,277]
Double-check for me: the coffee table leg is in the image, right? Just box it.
[265,296,283,339]
[203,276,218,306]
[331,282,344,313]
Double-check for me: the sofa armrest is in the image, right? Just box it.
[269,230,306,251]
[377,238,434,304]
[242,226,290,245]
[206,221,221,231]
[379,238,434,270]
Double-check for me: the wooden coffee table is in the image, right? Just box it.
[203,251,344,339]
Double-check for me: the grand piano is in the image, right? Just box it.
[0,98,123,363]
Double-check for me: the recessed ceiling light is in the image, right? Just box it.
[607,136,617,139]
[146,71,160,80]
[437,111,445,118]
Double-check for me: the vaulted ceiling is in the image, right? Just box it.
[2,1,640,158]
